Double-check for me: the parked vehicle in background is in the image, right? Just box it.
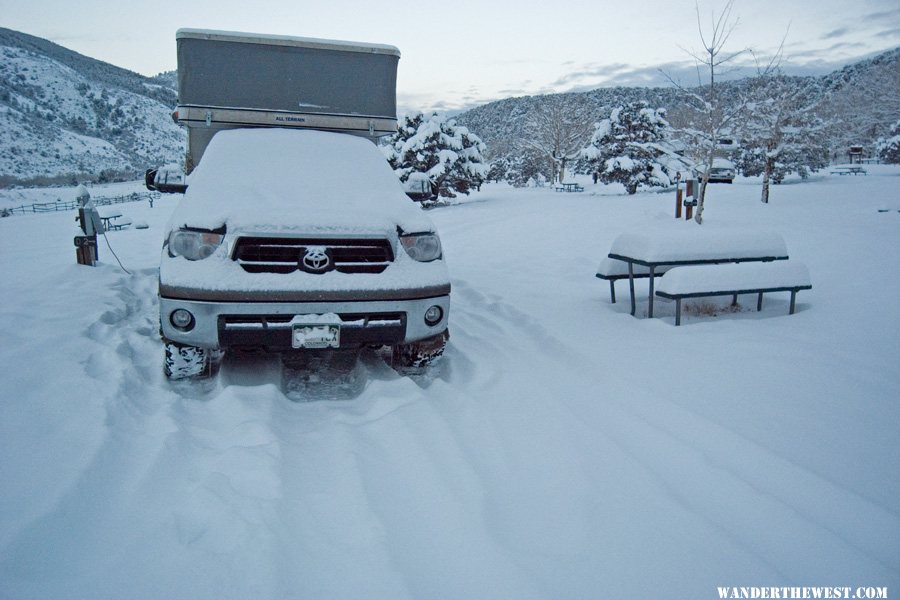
[699,158,736,184]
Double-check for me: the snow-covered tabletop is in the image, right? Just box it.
[608,230,788,265]
[605,230,790,317]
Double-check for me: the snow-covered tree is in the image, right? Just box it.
[522,96,595,183]
[876,120,900,164]
[383,113,487,198]
[738,74,829,202]
[580,102,680,194]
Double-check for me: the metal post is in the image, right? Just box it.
[609,281,616,304]
[790,291,797,314]
[648,265,656,318]
[675,299,682,326]
[757,292,763,311]
[685,179,695,220]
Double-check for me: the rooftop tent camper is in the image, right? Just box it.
[174,29,400,172]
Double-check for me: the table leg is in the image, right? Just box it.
[648,266,655,318]
[628,262,636,316]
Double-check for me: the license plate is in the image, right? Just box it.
[291,324,340,349]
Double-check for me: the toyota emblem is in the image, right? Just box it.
[301,246,331,273]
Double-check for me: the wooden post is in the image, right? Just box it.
[675,173,683,219]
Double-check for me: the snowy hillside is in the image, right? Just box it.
[0,28,184,184]
[0,170,898,598]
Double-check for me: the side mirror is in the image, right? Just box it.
[145,166,188,194]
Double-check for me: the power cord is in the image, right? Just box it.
[100,231,132,275]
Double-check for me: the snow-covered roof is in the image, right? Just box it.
[176,28,401,57]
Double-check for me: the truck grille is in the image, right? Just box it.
[233,237,394,274]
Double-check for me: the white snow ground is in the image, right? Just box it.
[0,170,898,599]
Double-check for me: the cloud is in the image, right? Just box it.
[875,26,900,39]
[821,27,852,40]
[863,7,900,21]
[549,63,636,87]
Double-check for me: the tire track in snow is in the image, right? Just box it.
[266,377,547,600]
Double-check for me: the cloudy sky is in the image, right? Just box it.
[4,0,899,113]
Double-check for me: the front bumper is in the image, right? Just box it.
[159,293,450,350]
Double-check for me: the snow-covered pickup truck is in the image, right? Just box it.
[159,128,450,379]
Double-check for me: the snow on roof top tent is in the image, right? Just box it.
[174,28,401,172]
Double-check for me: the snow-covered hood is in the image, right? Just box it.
[167,128,435,236]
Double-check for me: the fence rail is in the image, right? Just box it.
[1,191,161,217]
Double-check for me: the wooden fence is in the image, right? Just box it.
[1,191,161,217]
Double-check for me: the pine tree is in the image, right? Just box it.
[383,113,487,198]
[580,101,680,194]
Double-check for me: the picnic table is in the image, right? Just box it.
[554,182,584,193]
[99,211,121,230]
[830,166,867,176]
[99,211,132,230]
[607,231,789,318]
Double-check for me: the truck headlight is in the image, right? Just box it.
[168,229,224,260]
[399,233,442,262]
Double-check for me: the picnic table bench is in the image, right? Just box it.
[830,166,867,176]
[554,182,584,193]
[595,258,674,303]
[655,262,811,325]
[606,231,790,318]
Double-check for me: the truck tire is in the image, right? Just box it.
[164,340,224,380]
[391,330,449,369]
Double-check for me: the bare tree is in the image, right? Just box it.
[740,42,829,204]
[521,95,595,183]
[666,0,747,224]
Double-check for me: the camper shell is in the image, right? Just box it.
[175,29,400,172]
